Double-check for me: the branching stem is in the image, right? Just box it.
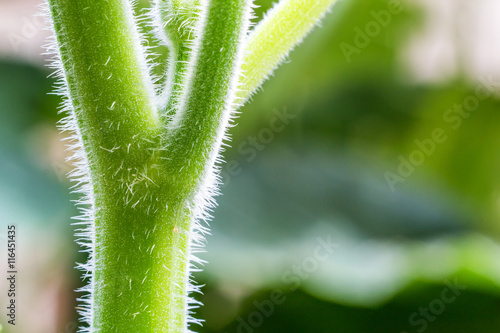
[46,0,336,331]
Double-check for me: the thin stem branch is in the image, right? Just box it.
[154,0,201,115]
[238,0,338,104]
[164,0,252,196]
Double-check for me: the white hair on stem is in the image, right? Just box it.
[40,5,94,331]
[42,0,260,330]
[40,0,158,330]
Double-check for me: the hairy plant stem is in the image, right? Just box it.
[155,0,200,114]
[46,0,336,331]
[239,0,339,103]
[48,0,249,331]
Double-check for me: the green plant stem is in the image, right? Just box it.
[48,0,336,330]
[238,0,338,104]
[48,0,167,331]
[49,0,250,331]
[164,0,251,194]
[155,0,200,115]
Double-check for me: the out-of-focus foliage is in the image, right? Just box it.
[1,0,500,332]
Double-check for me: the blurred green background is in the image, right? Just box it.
[2,0,500,332]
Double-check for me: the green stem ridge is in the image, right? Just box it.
[44,0,335,331]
